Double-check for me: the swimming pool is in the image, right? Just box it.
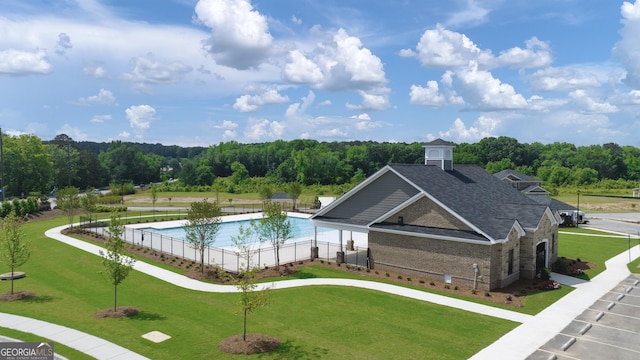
[139,217,327,248]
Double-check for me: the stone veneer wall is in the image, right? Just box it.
[494,227,522,288]
[384,197,473,231]
[519,212,558,279]
[369,231,494,291]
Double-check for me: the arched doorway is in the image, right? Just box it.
[535,241,547,277]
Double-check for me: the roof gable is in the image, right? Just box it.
[389,164,548,240]
[313,167,419,225]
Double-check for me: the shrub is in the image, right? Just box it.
[406,277,411,282]
[454,286,458,290]
[397,275,403,280]
[385,273,390,277]
[554,258,568,274]
[419,280,425,284]
[429,281,435,286]
[444,285,450,289]
[471,289,477,295]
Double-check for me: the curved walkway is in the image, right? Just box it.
[0,313,148,360]
[3,222,639,359]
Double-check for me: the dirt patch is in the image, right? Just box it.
[218,333,281,355]
[95,306,140,318]
[0,291,35,301]
[25,209,64,222]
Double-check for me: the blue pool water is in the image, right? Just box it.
[140,217,327,248]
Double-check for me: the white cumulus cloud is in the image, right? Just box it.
[528,67,601,92]
[613,0,640,89]
[436,116,499,142]
[244,118,284,140]
[78,89,117,105]
[125,105,156,130]
[122,53,192,86]
[0,49,52,74]
[195,0,273,69]
[233,87,289,112]
[454,62,528,110]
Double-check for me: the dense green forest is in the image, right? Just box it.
[2,133,639,198]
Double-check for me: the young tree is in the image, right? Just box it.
[258,202,292,273]
[99,215,135,312]
[81,187,98,223]
[258,185,273,205]
[150,183,158,212]
[286,182,302,210]
[56,186,81,227]
[185,199,222,273]
[231,223,269,341]
[0,211,31,294]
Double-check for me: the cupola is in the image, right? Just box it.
[422,138,456,171]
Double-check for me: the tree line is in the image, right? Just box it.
[2,132,640,198]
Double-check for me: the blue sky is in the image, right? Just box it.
[1,0,639,147]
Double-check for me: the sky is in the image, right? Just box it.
[1,0,640,148]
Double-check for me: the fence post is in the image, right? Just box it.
[183,240,185,259]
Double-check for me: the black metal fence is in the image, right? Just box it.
[90,226,368,273]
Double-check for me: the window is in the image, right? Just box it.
[508,249,514,275]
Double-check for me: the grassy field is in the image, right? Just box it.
[554,193,640,213]
[558,227,637,279]
[3,206,637,359]
[1,216,518,360]
[122,189,325,209]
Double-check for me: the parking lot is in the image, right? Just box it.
[528,213,640,359]
[528,274,640,359]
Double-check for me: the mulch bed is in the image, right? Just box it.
[0,291,35,301]
[95,306,140,318]
[218,334,281,355]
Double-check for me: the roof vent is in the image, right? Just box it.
[422,138,456,171]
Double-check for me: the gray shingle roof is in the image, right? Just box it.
[494,169,541,183]
[313,163,550,242]
[389,164,548,239]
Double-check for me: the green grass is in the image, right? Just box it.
[276,264,571,315]
[628,256,640,273]
[0,216,517,359]
[558,228,635,278]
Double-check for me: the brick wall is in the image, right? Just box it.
[369,230,494,291]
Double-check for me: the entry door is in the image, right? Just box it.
[535,242,546,276]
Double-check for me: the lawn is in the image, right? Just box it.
[558,227,636,278]
[1,216,518,360]
[628,256,640,273]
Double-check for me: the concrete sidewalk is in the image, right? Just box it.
[0,313,149,360]
[471,243,640,359]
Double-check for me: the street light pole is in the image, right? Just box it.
[576,190,581,228]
